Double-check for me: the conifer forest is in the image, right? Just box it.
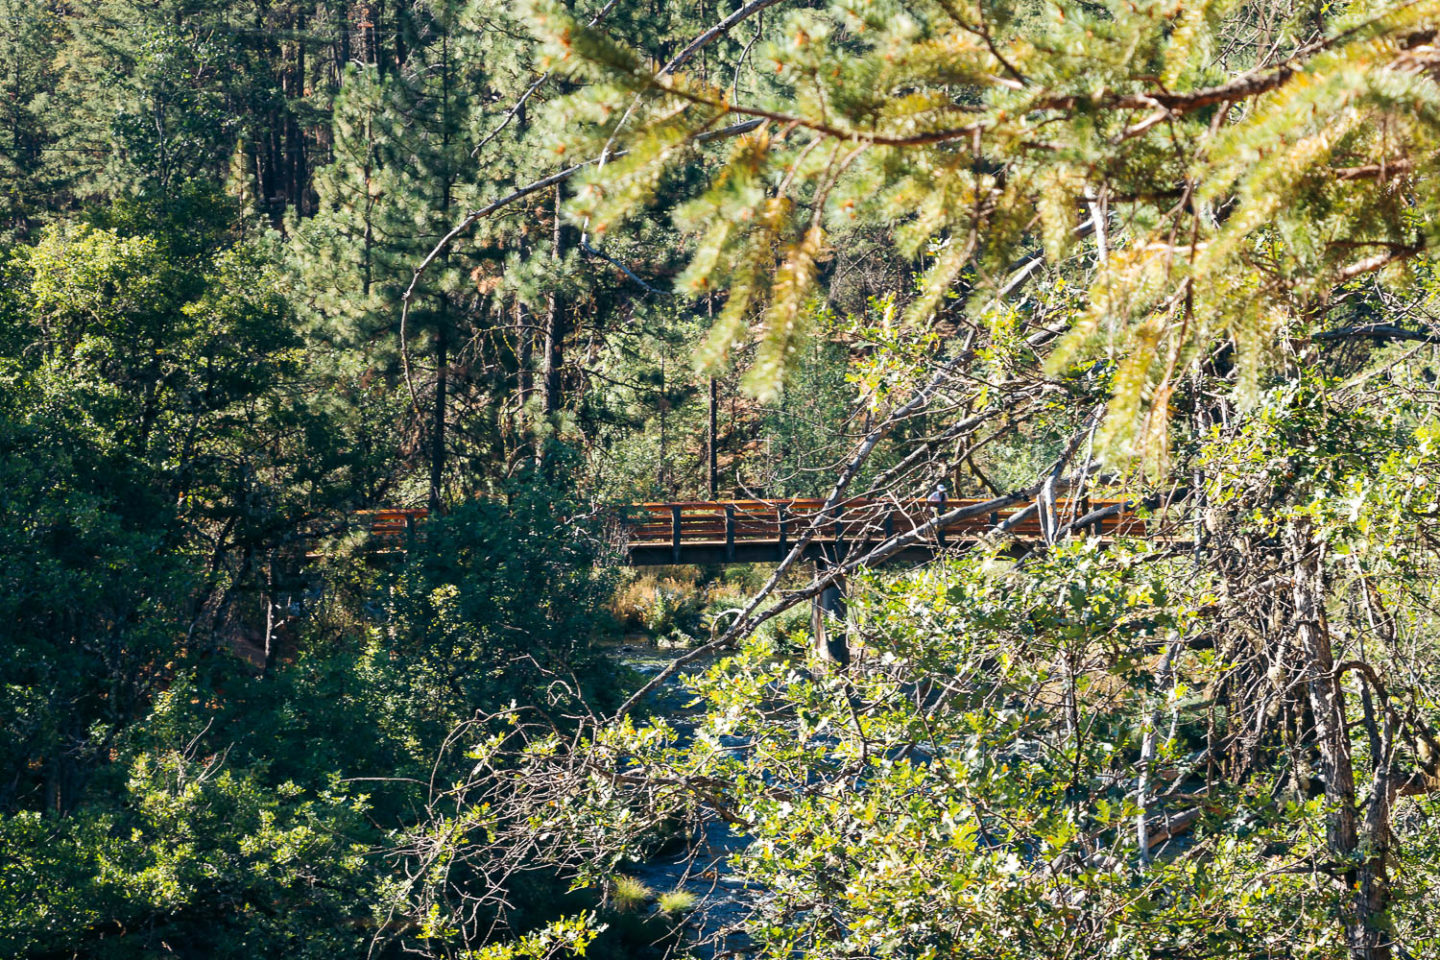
[13,0,1440,956]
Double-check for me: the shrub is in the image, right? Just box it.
[609,875,653,913]
[608,571,704,636]
[655,891,696,916]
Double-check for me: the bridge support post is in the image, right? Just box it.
[670,505,682,564]
[811,553,850,667]
[724,503,736,562]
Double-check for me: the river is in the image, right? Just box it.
[603,638,759,959]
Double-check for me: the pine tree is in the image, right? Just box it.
[0,0,63,240]
[293,0,527,503]
[290,0,748,499]
[531,0,1440,466]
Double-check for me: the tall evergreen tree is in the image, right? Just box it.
[0,0,63,240]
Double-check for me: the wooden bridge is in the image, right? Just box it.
[360,498,1141,566]
[360,497,1142,664]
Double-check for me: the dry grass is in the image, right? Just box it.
[609,572,696,623]
[608,568,705,634]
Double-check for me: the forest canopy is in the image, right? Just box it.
[5,0,1440,958]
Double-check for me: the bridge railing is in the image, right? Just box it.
[356,507,429,551]
[353,498,1143,555]
[622,497,1141,550]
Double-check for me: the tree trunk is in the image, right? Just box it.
[263,558,277,677]
[707,294,718,499]
[429,40,453,510]
[708,375,719,499]
[429,324,446,510]
[1357,761,1398,960]
[516,296,532,411]
[288,12,308,216]
[1137,642,1177,864]
[1288,520,1389,958]
[393,0,407,71]
[659,357,668,492]
[362,118,374,295]
[542,186,566,418]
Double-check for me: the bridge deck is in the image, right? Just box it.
[355,498,1141,565]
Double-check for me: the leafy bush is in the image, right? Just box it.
[384,463,623,724]
[0,743,373,959]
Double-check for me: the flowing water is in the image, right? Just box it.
[603,638,759,959]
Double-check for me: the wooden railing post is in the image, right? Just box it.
[777,502,789,558]
[724,503,736,562]
[671,505,682,564]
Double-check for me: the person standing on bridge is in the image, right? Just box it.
[927,480,948,515]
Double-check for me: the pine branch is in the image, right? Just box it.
[470,0,633,158]
[650,75,983,146]
[1336,245,1425,281]
[579,238,665,294]
[1314,322,1440,344]
[648,21,1440,149]
[661,0,788,75]
[400,118,764,310]
[1332,157,1416,180]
